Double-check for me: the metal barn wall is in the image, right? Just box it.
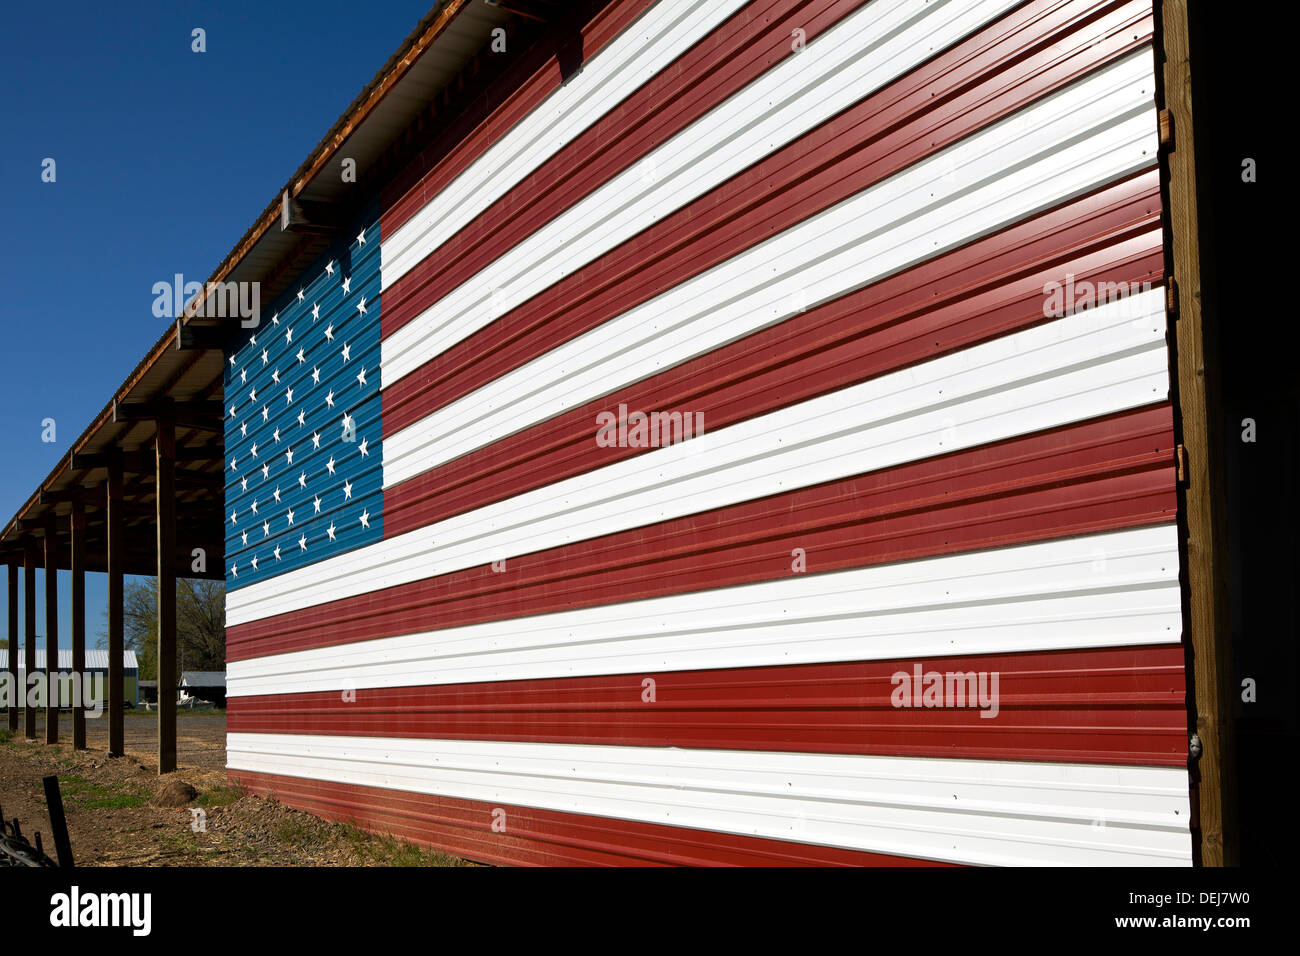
[225,0,1192,866]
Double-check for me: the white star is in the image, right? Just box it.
[356,229,366,246]
[342,412,354,433]
[314,495,322,514]
[262,405,269,422]
[326,456,336,475]
[241,530,248,546]
[240,421,248,437]
[250,442,258,458]
[297,409,306,427]
[250,334,257,346]
[357,367,367,388]
[341,342,350,362]
[272,368,280,384]
[273,427,281,443]
[358,437,369,458]
[298,534,308,552]
[240,368,247,384]
[343,479,353,500]
[286,327,293,345]
[312,302,320,321]
[285,447,294,465]
[298,470,307,489]
[324,323,334,342]
[311,366,321,385]
[230,508,238,525]
[286,508,295,526]
[248,387,257,403]
[262,521,270,538]
[326,521,336,541]
[342,276,351,294]
[261,462,270,480]
[230,457,237,471]
[272,311,279,326]
[274,544,282,561]
[356,296,367,315]
[296,347,305,364]
[359,509,370,529]
[228,404,237,418]
[325,389,335,408]
[326,260,335,276]
[251,498,259,515]
[229,355,236,367]
[262,349,269,365]
[312,431,321,449]
[231,562,238,577]
[286,386,294,405]
[240,476,248,491]
[297,288,305,302]
[273,486,282,503]
[251,555,259,571]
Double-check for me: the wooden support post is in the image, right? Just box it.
[6,563,16,732]
[156,412,177,774]
[1161,0,1238,866]
[43,519,59,744]
[106,455,125,757]
[70,500,86,750]
[23,541,36,739]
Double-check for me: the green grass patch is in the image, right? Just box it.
[0,727,12,745]
[56,774,147,810]
[198,785,244,808]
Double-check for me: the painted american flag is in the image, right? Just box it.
[224,218,382,586]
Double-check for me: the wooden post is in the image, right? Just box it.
[1160,0,1238,866]
[43,519,59,744]
[70,500,87,750]
[6,563,16,732]
[23,540,36,739]
[156,412,177,774]
[106,455,125,757]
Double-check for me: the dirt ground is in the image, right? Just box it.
[0,713,473,866]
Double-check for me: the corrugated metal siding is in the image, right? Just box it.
[227,734,1191,866]
[228,0,1190,866]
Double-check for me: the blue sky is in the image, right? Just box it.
[0,0,433,648]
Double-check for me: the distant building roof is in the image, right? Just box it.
[17,649,138,671]
[181,671,226,688]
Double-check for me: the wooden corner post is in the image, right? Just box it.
[1160,0,1238,866]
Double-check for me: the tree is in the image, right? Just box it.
[99,577,225,684]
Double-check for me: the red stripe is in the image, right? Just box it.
[228,404,1177,660]
[229,646,1187,766]
[380,0,658,236]
[228,769,951,866]
[381,0,1154,433]
[382,0,867,336]
[387,170,1164,536]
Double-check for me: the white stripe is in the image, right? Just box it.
[228,289,1169,627]
[382,47,1159,483]
[381,0,754,288]
[226,733,1193,866]
[381,0,1022,382]
[228,525,1182,695]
